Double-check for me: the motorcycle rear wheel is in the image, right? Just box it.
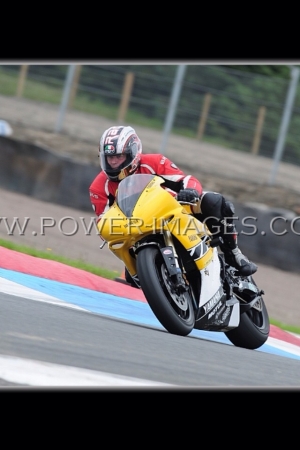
[136,246,195,336]
[225,277,270,350]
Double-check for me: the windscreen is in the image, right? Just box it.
[116,174,156,217]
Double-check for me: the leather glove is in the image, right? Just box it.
[177,188,200,203]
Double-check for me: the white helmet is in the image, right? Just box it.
[99,125,142,181]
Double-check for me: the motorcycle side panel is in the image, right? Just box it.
[226,299,240,328]
[198,248,222,307]
[194,251,241,331]
[166,215,215,270]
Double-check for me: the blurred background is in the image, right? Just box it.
[1,63,300,291]
[1,63,300,170]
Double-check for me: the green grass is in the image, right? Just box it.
[269,319,300,335]
[1,238,299,336]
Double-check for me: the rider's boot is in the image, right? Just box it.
[219,224,257,276]
[193,191,257,276]
[221,244,257,276]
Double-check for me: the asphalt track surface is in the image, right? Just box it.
[0,247,300,388]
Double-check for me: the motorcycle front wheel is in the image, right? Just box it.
[136,246,195,336]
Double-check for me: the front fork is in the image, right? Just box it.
[160,229,188,293]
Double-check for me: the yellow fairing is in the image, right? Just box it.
[165,213,214,270]
[97,175,213,275]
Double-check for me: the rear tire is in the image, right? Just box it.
[225,276,270,349]
[137,246,195,336]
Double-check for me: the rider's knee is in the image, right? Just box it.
[199,191,223,219]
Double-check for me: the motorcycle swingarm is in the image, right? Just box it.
[239,295,263,314]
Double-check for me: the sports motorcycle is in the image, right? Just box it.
[97,173,270,350]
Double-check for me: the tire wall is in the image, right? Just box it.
[0,136,99,210]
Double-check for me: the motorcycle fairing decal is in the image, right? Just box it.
[195,296,240,331]
[207,296,240,329]
[201,285,224,315]
[187,240,211,262]
[195,279,240,330]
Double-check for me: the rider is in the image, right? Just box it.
[89,125,257,286]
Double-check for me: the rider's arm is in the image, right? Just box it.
[89,172,116,222]
[154,155,203,213]
[145,154,203,197]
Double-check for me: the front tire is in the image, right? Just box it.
[136,246,195,336]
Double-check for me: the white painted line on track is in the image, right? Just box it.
[0,354,173,387]
[0,277,174,386]
[265,337,300,358]
[0,277,87,311]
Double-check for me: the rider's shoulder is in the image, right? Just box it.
[90,170,109,189]
[140,153,166,163]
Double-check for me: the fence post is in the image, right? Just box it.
[16,65,29,98]
[251,106,266,155]
[68,65,82,109]
[196,93,211,140]
[55,65,76,133]
[269,65,300,185]
[160,65,187,154]
[117,72,135,123]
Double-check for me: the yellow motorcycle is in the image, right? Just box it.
[98,173,269,350]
